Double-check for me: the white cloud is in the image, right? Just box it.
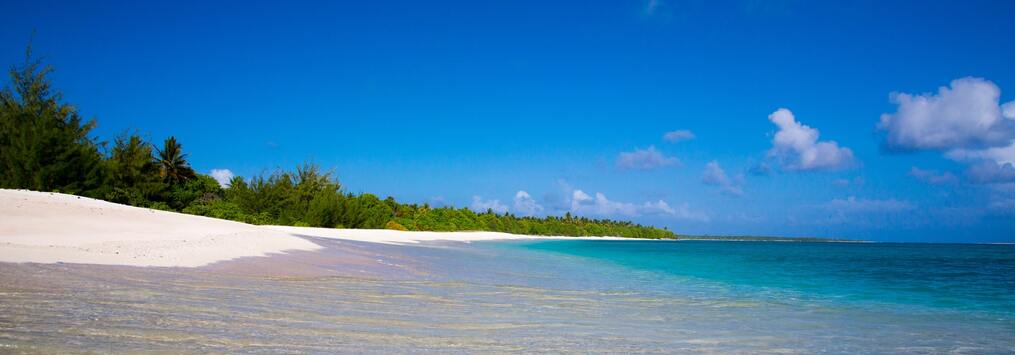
[1004,101,1015,120]
[878,78,1015,187]
[571,190,637,216]
[470,196,508,214]
[209,169,235,187]
[650,201,711,222]
[768,108,855,171]
[540,179,575,212]
[701,160,744,196]
[965,162,1015,184]
[878,77,1015,151]
[663,129,695,143]
[946,141,1015,166]
[824,196,915,214]
[569,189,708,221]
[512,190,544,216]
[616,146,680,170]
[641,200,676,215]
[908,167,959,185]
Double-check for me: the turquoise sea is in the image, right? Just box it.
[1,239,1013,353]
[505,240,1015,317]
[437,240,1015,352]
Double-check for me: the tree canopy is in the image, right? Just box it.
[0,46,105,196]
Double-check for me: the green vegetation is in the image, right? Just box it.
[0,47,676,239]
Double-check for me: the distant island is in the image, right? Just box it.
[0,48,673,240]
[678,235,864,243]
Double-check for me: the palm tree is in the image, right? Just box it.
[157,136,196,184]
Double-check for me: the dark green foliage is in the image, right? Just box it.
[157,136,196,185]
[168,174,222,210]
[338,193,394,229]
[102,133,167,206]
[0,46,105,196]
[182,199,271,225]
[304,189,343,227]
[391,206,674,239]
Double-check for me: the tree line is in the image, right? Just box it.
[0,48,676,239]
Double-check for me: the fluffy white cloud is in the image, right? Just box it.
[878,77,1015,187]
[663,129,695,143]
[209,169,235,187]
[768,108,855,171]
[701,160,744,196]
[908,167,959,185]
[616,146,680,171]
[1004,101,1015,120]
[470,196,508,214]
[571,190,637,216]
[946,141,1015,166]
[512,190,544,216]
[878,77,1015,151]
[569,189,708,221]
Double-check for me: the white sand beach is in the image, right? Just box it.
[0,189,637,268]
[0,189,323,267]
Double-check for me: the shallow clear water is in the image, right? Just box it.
[1,239,1013,353]
[501,240,1015,316]
[426,240,1015,352]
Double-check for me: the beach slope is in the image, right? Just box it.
[0,189,322,267]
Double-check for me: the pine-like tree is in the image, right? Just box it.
[0,45,105,195]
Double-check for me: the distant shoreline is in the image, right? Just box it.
[677,236,868,243]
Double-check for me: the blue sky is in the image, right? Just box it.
[3,0,1014,242]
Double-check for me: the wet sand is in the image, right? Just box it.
[0,238,703,353]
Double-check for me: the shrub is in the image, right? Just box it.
[384,220,408,231]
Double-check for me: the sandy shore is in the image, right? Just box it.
[1,189,639,268]
[0,190,321,267]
